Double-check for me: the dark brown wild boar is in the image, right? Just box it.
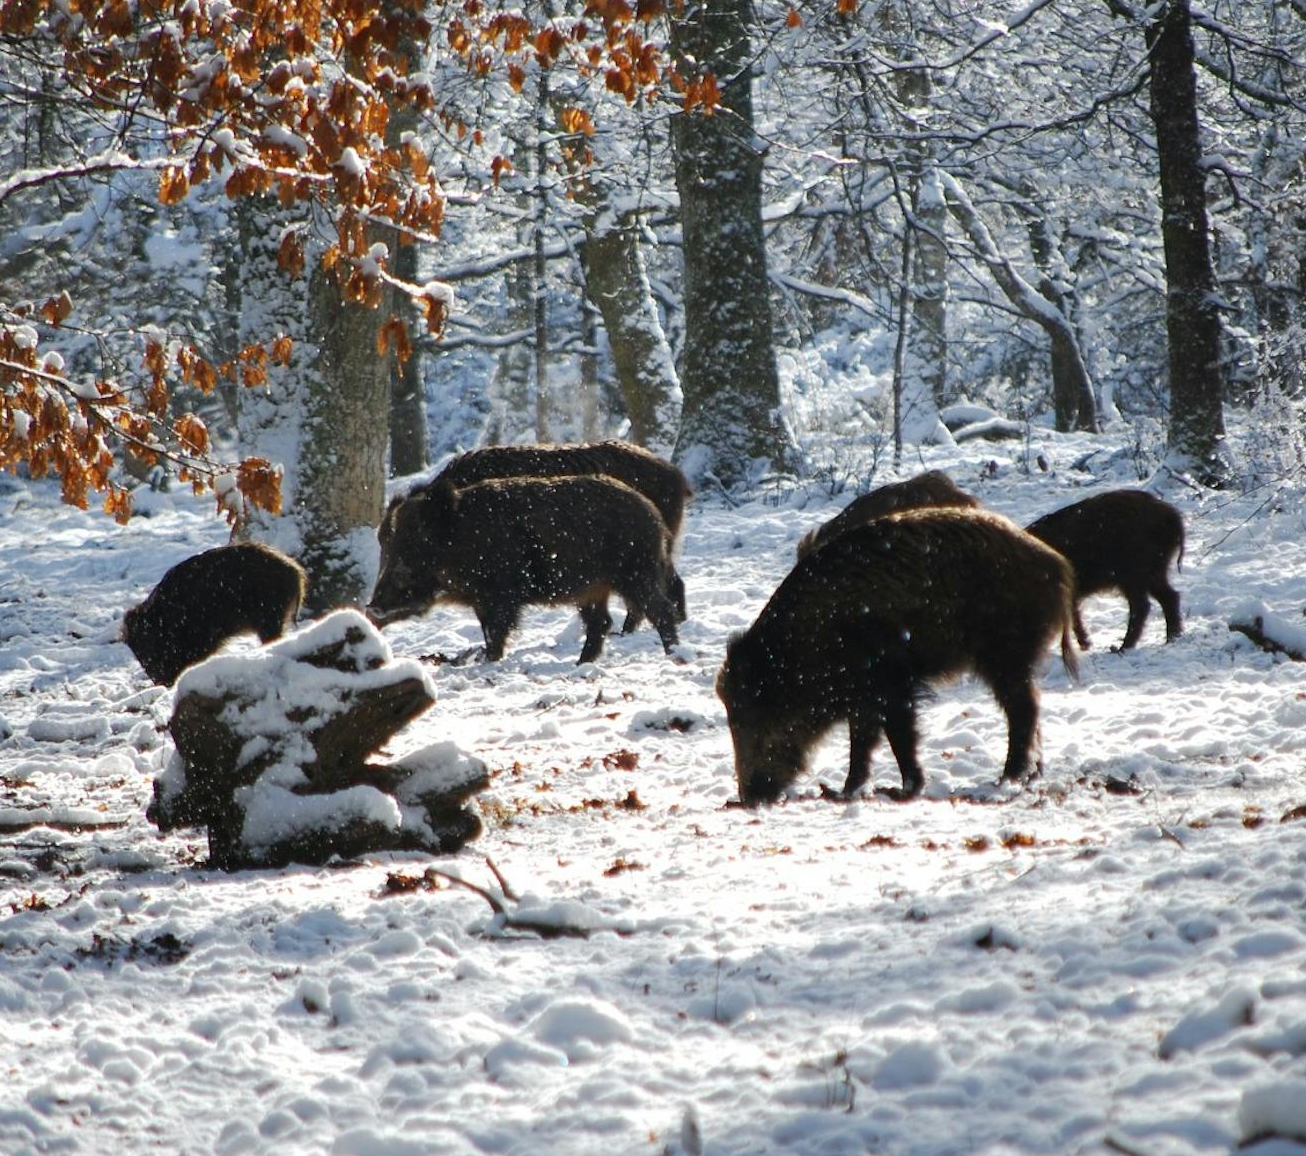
[381,439,691,630]
[795,470,980,559]
[123,542,307,685]
[1024,489,1184,651]
[718,508,1076,805]
[368,475,682,664]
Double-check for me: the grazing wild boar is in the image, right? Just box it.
[1024,489,1184,651]
[718,508,1077,805]
[123,542,308,685]
[368,475,682,664]
[795,469,981,559]
[381,439,692,630]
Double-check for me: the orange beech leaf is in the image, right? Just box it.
[143,341,168,382]
[418,293,448,336]
[278,231,305,278]
[40,291,74,327]
[405,142,429,180]
[146,377,169,416]
[508,63,526,92]
[534,26,565,62]
[270,336,294,366]
[236,456,283,516]
[588,0,633,29]
[683,73,720,112]
[174,413,209,455]
[786,6,802,25]
[559,106,595,137]
[606,67,634,97]
[836,0,857,13]
[378,317,412,361]
[104,486,133,525]
[635,0,664,20]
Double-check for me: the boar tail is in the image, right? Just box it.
[1060,620,1080,684]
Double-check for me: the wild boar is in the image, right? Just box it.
[368,475,682,664]
[123,542,307,685]
[1024,489,1184,650]
[796,470,981,559]
[718,508,1076,804]
[382,439,692,631]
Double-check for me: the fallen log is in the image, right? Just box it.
[1229,601,1306,663]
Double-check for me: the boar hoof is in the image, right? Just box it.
[819,781,863,803]
[875,785,920,802]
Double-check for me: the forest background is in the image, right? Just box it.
[2,0,1306,596]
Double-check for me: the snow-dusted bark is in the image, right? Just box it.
[581,208,682,456]
[234,197,310,557]
[940,171,1099,433]
[909,165,950,416]
[1145,0,1228,485]
[669,0,797,489]
[298,264,392,610]
[388,233,428,478]
[487,144,535,446]
[234,197,390,611]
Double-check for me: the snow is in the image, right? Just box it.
[4,424,1306,1155]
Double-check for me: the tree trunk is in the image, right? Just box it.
[670,0,796,488]
[940,171,1099,434]
[299,263,393,611]
[1020,178,1100,432]
[233,197,391,612]
[388,233,429,477]
[234,195,311,550]
[1146,0,1228,484]
[581,212,682,455]
[579,295,602,440]
[533,72,551,442]
[1040,277,1100,432]
[910,166,950,412]
[489,143,535,445]
[383,17,429,478]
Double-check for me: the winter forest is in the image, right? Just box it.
[9,2,1306,1155]
[6,0,1306,585]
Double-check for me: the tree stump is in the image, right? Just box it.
[147,610,487,869]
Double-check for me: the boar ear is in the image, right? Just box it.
[425,478,461,520]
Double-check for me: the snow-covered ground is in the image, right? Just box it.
[4,426,1306,1156]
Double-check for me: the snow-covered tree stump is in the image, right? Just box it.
[147,610,487,870]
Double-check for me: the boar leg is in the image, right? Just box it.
[648,598,681,657]
[992,676,1039,784]
[1155,583,1182,642]
[668,570,688,623]
[577,600,613,664]
[1072,605,1092,650]
[476,601,520,662]
[624,582,681,657]
[1118,590,1152,650]
[841,711,884,797]
[880,698,924,800]
[621,571,685,635]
